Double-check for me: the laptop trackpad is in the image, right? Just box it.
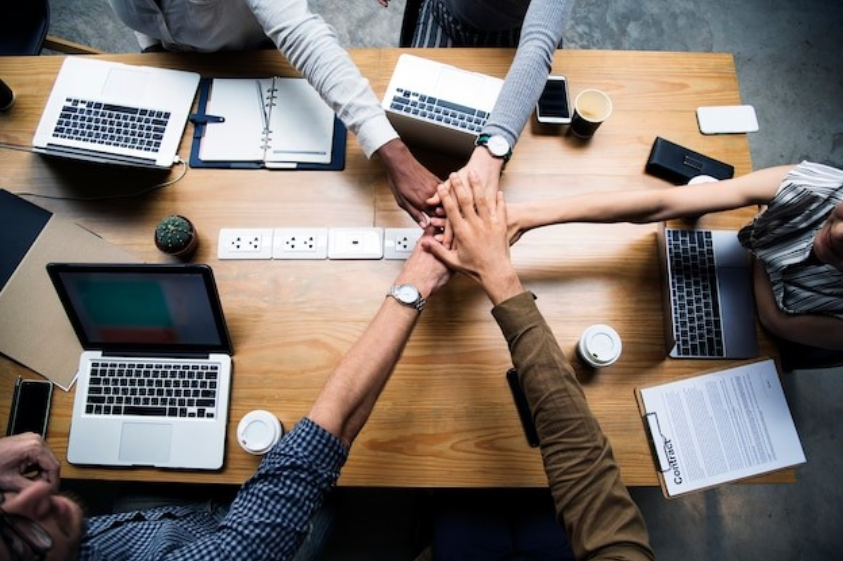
[103,68,148,100]
[119,423,172,464]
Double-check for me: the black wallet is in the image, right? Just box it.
[645,136,735,185]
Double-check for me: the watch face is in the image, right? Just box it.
[395,284,419,303]
[487,135,510,157]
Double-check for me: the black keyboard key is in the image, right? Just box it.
[123,406,167,417]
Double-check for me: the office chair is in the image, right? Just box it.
[400,0,423,47]
[0,0,102,55]
[776,337,843,372]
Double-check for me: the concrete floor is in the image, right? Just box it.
[46,0,843,559]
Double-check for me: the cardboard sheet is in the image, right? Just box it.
[0,215,135,389]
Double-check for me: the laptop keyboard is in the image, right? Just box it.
[666,229,725,357]
[389,88,488,133]
[53,97,170,153]
[85,359,220,419]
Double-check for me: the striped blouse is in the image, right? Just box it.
[738,161,843,319]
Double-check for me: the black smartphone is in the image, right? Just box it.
[535,75,571,125]
[506,368,540,447]
[6,378,53,438]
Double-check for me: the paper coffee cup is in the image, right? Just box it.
[570,89,612,139]
[237,410,284,455]
[0,79,15,111]
[577,324,622,368]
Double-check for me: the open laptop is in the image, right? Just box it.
[47,263,233,470]
[657,226,758,359]
[33,57,200,169]
[381,54,504,156]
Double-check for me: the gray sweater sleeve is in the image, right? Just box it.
[482,0,574,148]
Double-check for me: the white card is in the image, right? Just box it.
[696,105,759,134]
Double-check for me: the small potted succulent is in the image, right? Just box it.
[154,215,198,259]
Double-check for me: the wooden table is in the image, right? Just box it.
[0,48,791,487]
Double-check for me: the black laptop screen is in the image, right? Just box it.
[47,264,232,354]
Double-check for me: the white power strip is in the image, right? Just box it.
[383,228,422,260]
[328,228,384,259]
[218,227,415,260]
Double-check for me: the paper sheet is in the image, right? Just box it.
[639,359,805,497]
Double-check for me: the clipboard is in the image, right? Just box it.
[189,77,346,171]
[636,358,806,498]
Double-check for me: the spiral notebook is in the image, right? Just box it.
[189,77,345,170]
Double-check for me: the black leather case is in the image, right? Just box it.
[645,136,735,184]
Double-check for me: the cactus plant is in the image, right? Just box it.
[154,215,198,258]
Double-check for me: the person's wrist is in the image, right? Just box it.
[480,267,523,306]
[393,272,438,301]
[375,138,408,169]
[470,146,505,174]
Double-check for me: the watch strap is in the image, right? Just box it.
[475,134,512,163]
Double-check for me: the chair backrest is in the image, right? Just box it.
[0,0,50,55]
[400,0,423,47]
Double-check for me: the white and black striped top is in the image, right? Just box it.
[738,161,843,318]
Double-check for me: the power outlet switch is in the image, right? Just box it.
[327,228,384,259]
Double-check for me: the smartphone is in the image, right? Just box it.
[506,368,540,447]
[536,75,571,125]
[6,378,53,438]
[696,105,759,134]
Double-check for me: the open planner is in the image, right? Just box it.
[636,359,805,497]
[189,77,346,170]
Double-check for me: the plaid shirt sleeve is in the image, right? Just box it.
[78,417,348,560]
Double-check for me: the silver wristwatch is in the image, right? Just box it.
[387,284,426,312]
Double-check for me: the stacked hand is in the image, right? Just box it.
[423,171,523,305]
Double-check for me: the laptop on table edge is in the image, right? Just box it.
[33,57,199,169]
[381,54,504,156]
[657,224,759,360]
[47,263,233,470]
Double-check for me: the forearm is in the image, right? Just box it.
[753,261,843,349]
[307,298,420,447]
[511,166,795,236]
[492,293,653,561]
[246,0,397,156]
[482,0,571,147]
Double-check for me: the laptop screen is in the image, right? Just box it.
[47,263,232,355]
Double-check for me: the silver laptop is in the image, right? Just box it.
[381,54,503,156]
[33,57,200,169]
[47,263,233,470]
[657,226,758,359]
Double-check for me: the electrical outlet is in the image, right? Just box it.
[327,227,384,259]
[384,228,422,260]
[272,228,329,259]
[217,228,273,259]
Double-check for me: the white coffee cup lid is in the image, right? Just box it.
[578,324,622,367]
[237,410,283,455]
[687,175,719,185]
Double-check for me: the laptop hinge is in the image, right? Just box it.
[100,351,212,360]
[41,143,159,167]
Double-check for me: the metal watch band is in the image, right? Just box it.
[387,284,426,312]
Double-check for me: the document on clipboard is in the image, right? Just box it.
[636,359,805,498]
[189,77,346,170]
